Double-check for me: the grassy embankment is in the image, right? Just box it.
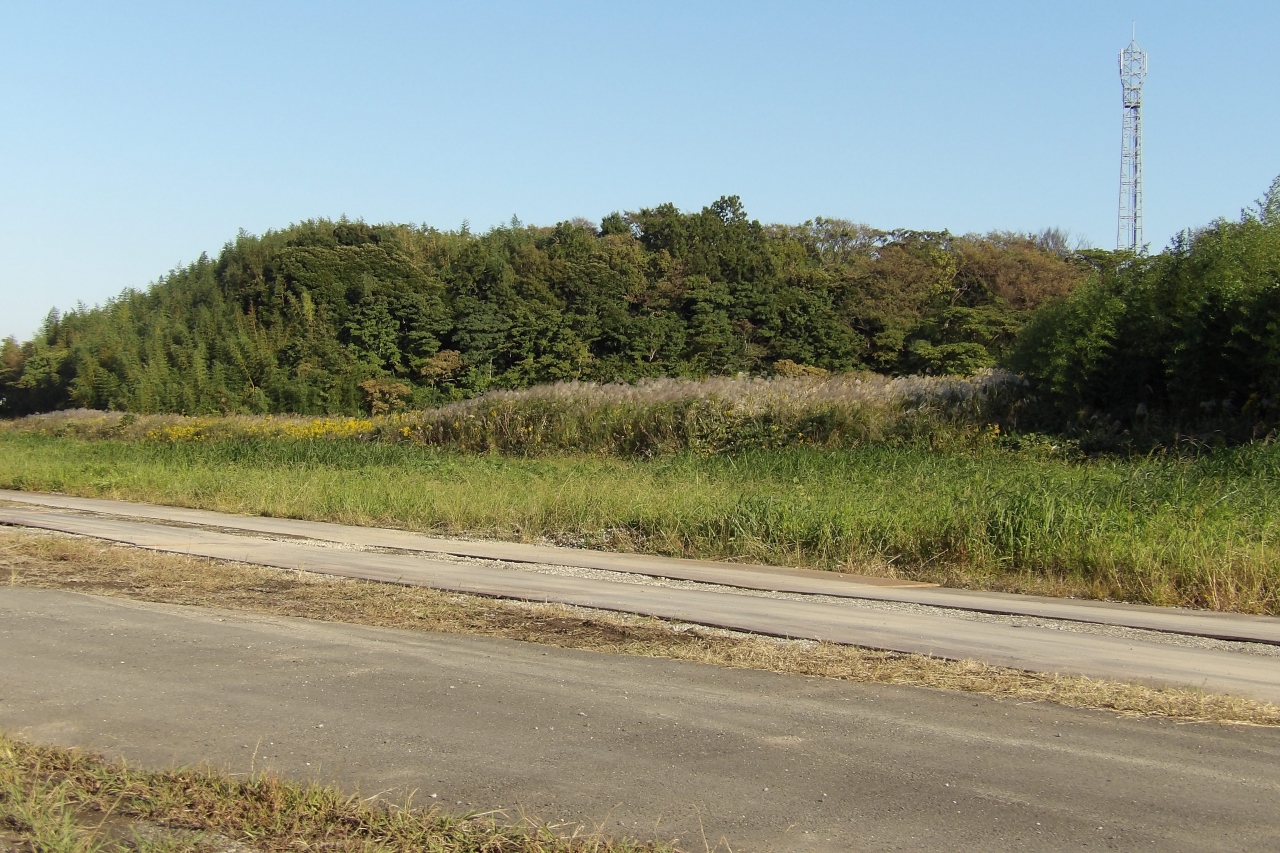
[0,732,667,853]
[0,384,1274,612]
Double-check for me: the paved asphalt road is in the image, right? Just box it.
[3,587,1279,852]
[4,499,1280,702]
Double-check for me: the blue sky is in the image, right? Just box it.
[2,1,1277,341]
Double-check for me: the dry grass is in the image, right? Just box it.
[0,733,670,853]
[394,370,1020,456]
[3,527,1278,727]
[0,370,1021,456]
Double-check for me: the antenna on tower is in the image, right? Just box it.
[1117,28,1148,251]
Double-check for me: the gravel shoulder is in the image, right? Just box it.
[3,525,1278,727]
[5,489,1278,645]
[5,502,1280,703]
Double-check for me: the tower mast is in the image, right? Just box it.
[1117,27,1148,251]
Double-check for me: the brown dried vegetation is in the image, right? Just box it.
[0,733,671,853]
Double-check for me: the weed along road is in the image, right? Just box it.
[4,492,1280,703]
[4,587,1280,852]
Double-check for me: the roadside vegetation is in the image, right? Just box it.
[0,731,669,853]
[2,179,1278,612]
[1,419,1276,613]
[4,527,1277,725]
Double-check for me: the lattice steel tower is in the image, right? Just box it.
[1117,28,1148,251]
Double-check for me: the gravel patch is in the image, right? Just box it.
[444,553,1280,658]
[19,509,1280,659]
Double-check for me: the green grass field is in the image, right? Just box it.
[2,432,1277,613]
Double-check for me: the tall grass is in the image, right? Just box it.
[2,371,1022,455]
[1,432,1277,613]
[400,371,1021,455]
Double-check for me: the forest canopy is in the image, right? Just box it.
[4,180,1279,441]
[1010,175,1280,438]
[0,197,1084,417]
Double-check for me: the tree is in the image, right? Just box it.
[2,203,1090,416]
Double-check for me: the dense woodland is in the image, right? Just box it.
[3,181,1279,438]
[1011,178,1280,438]
[0,198,1082,415]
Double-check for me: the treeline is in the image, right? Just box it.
[4,180,1279,443]
[1011,175,1280,442]
[0,197,1082,417]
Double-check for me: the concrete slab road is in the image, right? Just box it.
[6,502,1280,703]
[2,587,1278,852]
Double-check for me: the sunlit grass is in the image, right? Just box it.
[2,431,1277,613]
[0,734,669,852]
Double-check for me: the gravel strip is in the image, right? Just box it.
[19,510,1280,658]
[434,551,1280,658]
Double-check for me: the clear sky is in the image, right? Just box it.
[2,1,1277,341]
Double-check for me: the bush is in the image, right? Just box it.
[1010,175,1280,441]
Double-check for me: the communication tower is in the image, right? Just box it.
[1117,28,1148,251]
